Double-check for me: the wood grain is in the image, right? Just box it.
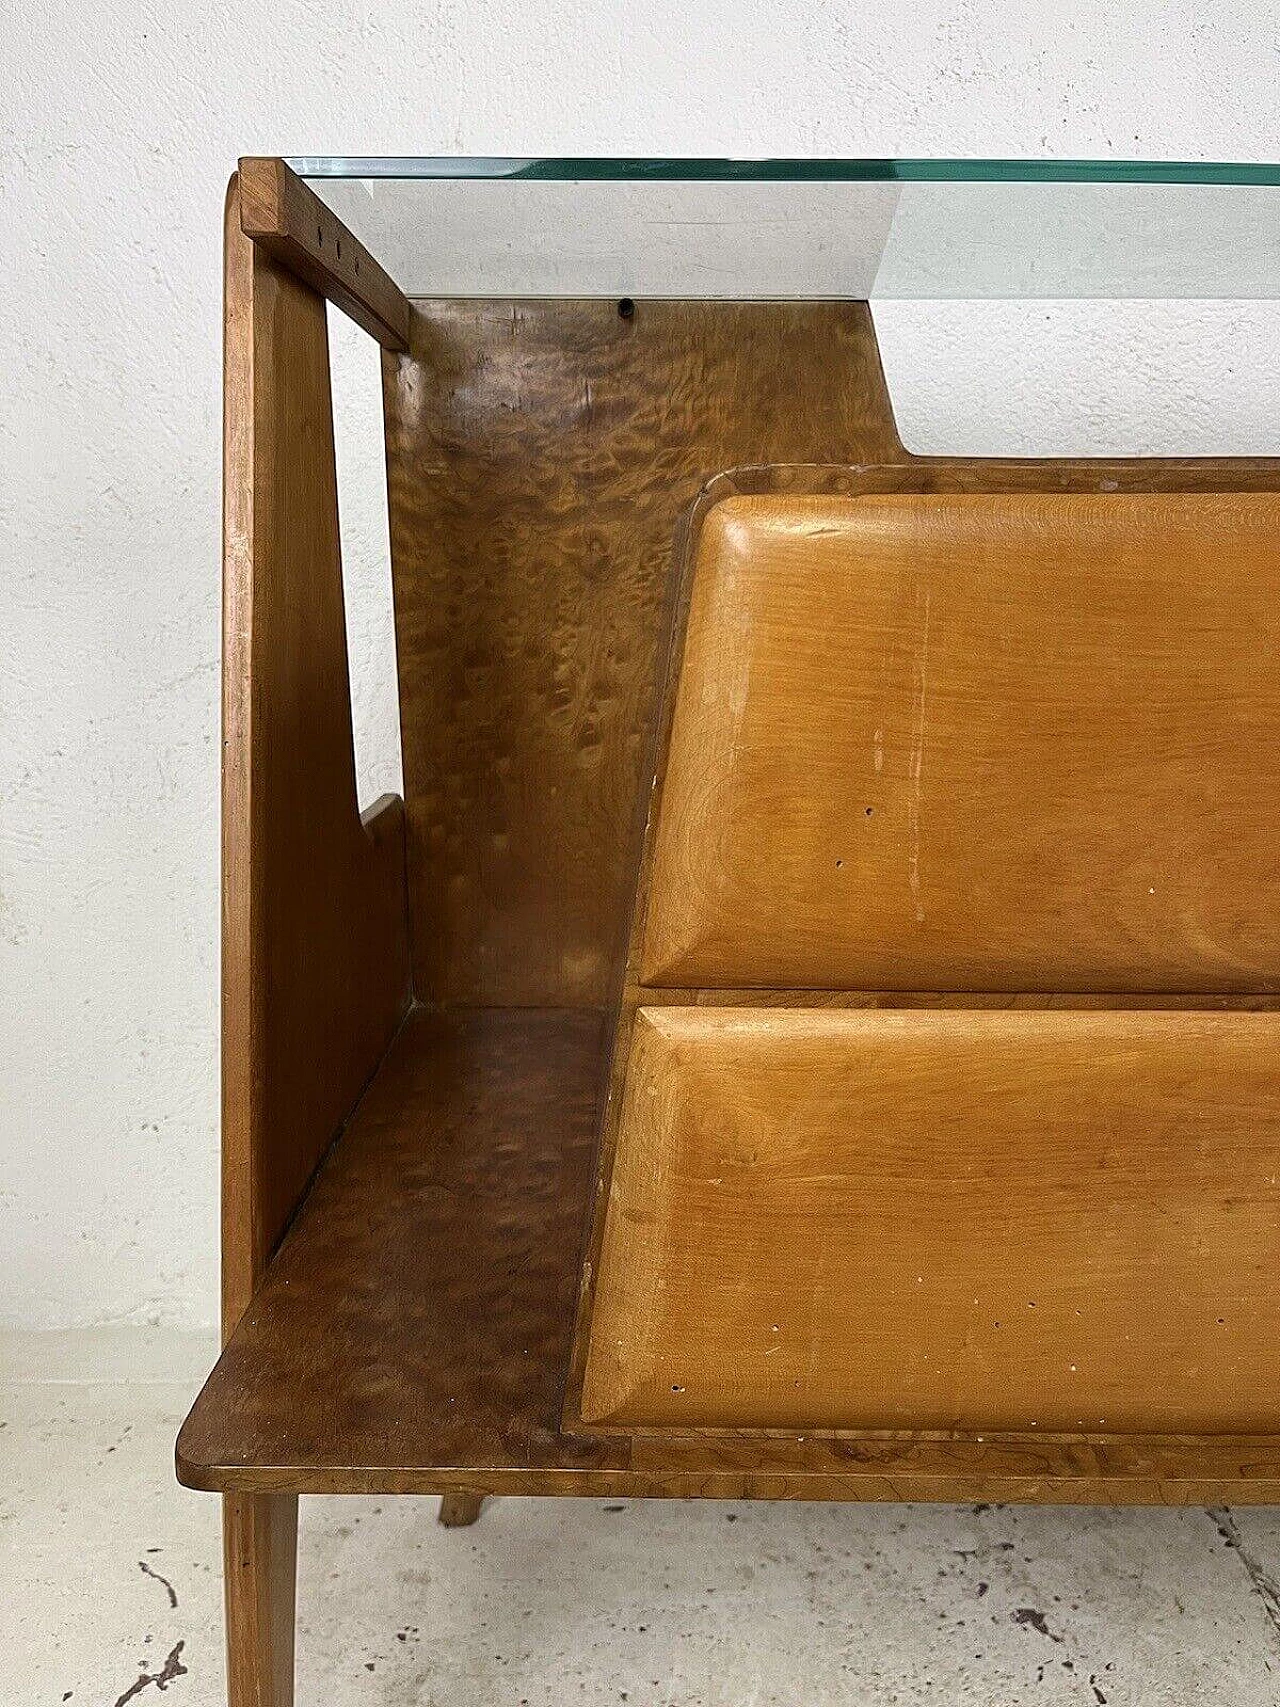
[223,1492,297,1707]
[222,176,411,1329]
[567,461,1280,1432]
[382,301,902,1007]
[643,491,1280,992]
[239,157,410,350]
[177,1007,1280,1503]
[221,170,416,1707]
[581,1006,1280,1433]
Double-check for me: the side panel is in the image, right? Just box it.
[581,1007,1280,1433]
[643,491,1280,991]
[382,302,903,1008]
[222,176,411,1329]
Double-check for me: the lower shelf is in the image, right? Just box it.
[178,1006,1280,1503]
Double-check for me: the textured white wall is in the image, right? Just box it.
[2,2,1278,1330]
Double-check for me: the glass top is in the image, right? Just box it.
[291,158,1280,299]
[289,157,1280,184]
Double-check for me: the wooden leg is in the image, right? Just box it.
[224,1493,298,1706]
[438,1489,485,1528]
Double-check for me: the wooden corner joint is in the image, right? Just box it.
[238,156,410,351]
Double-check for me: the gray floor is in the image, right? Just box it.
[5,1332,1280,1706]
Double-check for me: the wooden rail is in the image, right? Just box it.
[238,156,410,349]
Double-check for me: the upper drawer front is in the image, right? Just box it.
[642,492,1280,991]
[580,1007,1280,1433]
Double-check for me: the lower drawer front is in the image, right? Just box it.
[579,1008,1280,1433]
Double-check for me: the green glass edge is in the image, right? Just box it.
[286,155,1280,185]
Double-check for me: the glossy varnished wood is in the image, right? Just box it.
[183,1007,610,1492]
[176,1006,1280,1502]
[643,491,1280,991]
[568,458,1280,1458]
[382,302,901,1008]
[581,1007,1280,1432]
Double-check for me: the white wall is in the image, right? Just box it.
[3,2,1278,1331]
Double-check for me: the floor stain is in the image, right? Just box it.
[111,1639,187,1706]
[1011,1607,1065,1644]
[1208,1508,1280,1648]
[138,1559,178,1609]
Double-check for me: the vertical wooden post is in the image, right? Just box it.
[221,170,300,1707]
[219,163,412,1707]
[224,1495,298,1707]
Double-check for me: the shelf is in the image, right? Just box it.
[178,1005,1280,1503]
[179,1007,612,1494]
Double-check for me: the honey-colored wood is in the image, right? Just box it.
[176,1006,1280,1502]
[186,149,1280,1707]
[643,491,1280,992]
[567,460,1280,1435]
[238,157,410,350]
[220,172,412,1707]
[382,301,902,1008]
[581,1006,1280,1432]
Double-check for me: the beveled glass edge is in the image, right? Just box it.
[287,156,1280,185]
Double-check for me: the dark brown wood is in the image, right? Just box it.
[238,157,410,350]
[382,301,902,1009]
[224,1493,297,1707]
[177,1007,1280,1504]
[438,1490,486,1527]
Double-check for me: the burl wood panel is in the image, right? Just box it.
[182,1007,612,1491]
[580,1006,1280,1433]
[178,1006,1280,1503]
[381,303,902,1008]
[222,178,411,1328]
[642,491,1280,992]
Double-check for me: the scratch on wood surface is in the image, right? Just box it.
[909,586,932,923]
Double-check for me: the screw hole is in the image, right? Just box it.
[617,297,636,319]
[865,806,874,816]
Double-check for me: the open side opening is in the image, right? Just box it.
[328,303,404,814]
[872,299,1280,458]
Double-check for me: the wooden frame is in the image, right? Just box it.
[216,167,412,1705]
[179,160,1280,1706]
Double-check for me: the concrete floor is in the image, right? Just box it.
[5,1332,1280,1706]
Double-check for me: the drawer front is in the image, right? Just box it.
[642,492,1280,991]
[580,1007,1280,1432]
